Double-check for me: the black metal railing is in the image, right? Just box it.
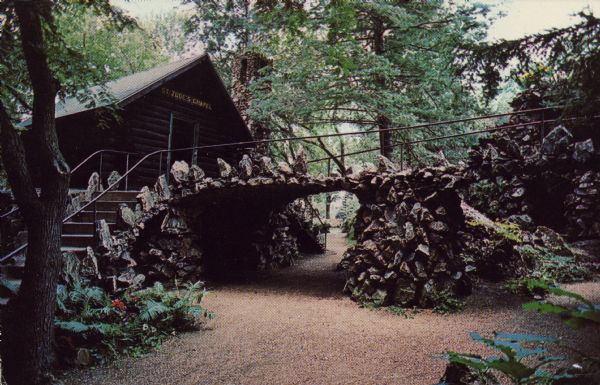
[307,113,597,167]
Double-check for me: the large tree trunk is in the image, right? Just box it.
[0,2,70,384]
[2,210,65,385]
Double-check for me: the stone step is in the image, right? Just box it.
[60,246,87,255]
[61,234,95,248]
[0,255,26,279]
[63,221,115,235]
[83,200,137,212]
[93,191,139,202]
[0,189,141,306]
[72,210,117,223]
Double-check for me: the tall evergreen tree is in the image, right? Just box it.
[187,1,491,169]
[459,11,600,116]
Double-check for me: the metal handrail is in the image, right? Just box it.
[0,206,19,220]
[0,105,565,263]
[71,149,139,173]
[0,149,138,221]
[307,114,599,165]
[0,149,140,262]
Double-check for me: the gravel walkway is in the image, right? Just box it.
[63,230,600,385]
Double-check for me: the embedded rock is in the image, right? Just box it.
[116,203,137,230]
[85,172,102,201]
[339,166,471,307]
[572,139,595,164]
[217,158,236,178]
[107,170,121,189]
[189,164,205,182]
[238,154,253,179]
[540,124,572,156]
[96,219,113,253]
[292,148,308,174]
[171,160,190,183]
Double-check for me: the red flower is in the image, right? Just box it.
[111,299,126,311]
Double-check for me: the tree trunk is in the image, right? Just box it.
[373,17,393,159]
[0,3,71,384]
[2,208,65,385]
[377,115,393,159]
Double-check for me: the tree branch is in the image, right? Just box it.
[0,100,40,218]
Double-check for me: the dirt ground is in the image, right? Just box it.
[63,230,600,385]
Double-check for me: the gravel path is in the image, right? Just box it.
[64,230,600,385]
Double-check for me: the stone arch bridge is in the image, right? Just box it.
[93,152,470,308]
[0,152,471,308]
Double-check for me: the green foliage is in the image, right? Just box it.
[55,4,170,82]
[54,280,213,365]
[517,245,591,284]
[341,215,356,240]
[522,280,600,330]
[461,11,600,115]
[431,291,464,315]
[439,332,572,384]
[336,192,359,239]
[506,245,590,298]
[187,1,491,166]
[360,290,387,309]
[506,277,555,298]
[0,2,184,120]
[387,305,416,319]
[140,11,189,58]
[495,222,523,244]
[439,282,600,384]
[466,179,503,217]
[467,219,523,243]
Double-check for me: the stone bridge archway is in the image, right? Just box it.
[105,153,471,308]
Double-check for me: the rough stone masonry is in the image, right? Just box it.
[90,152,471,308]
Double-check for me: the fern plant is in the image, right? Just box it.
[54,280,213,366]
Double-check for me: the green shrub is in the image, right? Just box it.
[431,290,464,314]
[336,192,359,239]
[341,214,356,240]
[388,305,417,318]
[467,219,523,243]
[54,280,213,366]
[506,277,555,297]
[516,245,591,284]
[467,179,503,217]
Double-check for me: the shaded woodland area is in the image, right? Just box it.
[0,1,599,384]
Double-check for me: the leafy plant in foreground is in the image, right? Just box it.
[438,332,571,385]
[522,280,600,329]
[438,281,600,384]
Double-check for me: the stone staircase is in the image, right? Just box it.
[0,190,139,306]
